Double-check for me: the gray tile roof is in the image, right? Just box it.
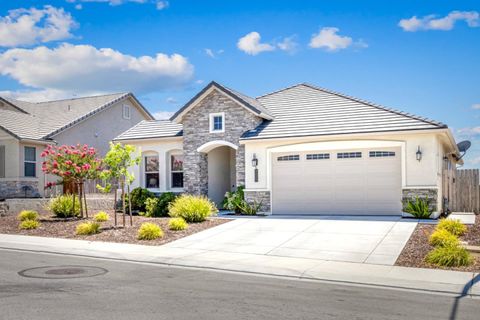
[241,83,447,140]
[114,120,183,141]
[0,93,153,140]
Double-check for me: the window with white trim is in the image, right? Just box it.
[209,112,225,133]
[337,152,362,159]
[306,153,330,160]
[170,154,184,188]
[123,104,131,119]
[24,146,36,177]
[0,145,5,178]
[144,155,159,188]
[277,155,300,161]
[369,151,395,158]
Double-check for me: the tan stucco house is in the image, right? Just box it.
[0,93,153,198]
[114,81,461,216]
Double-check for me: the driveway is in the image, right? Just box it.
[165,216,418,266]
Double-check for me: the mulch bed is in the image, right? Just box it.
[0,211,231,246]
[395,214,480,272]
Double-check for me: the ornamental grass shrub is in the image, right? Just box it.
[403,197,432,219]
[17,210,39,221]
[437,219,467,236]
[426,245,473,267]
[19,219,40,230]
[137,223,163,240]
[76,222,101,235]
[93,211,109,222]
[168,217,188,231]
[429,229,459,247]
[48,195,80,218]
[168,194,218,223]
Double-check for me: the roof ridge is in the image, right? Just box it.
[256,83,305,99]
[301,83,446,128]
[31,92,129,104]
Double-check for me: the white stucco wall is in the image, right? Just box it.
[52,98,150,156]
[0,129,19,178]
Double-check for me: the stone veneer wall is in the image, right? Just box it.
[0,202,8,216]
[244,191,271,213]
[0,180,40,199]
[402,188,438,212]
[182,90,263,195]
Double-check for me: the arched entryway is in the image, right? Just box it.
[197,141,238,207]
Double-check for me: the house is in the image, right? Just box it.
[0,93,154,198]
[114,81,461,216]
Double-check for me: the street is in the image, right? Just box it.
[0,249,478,320]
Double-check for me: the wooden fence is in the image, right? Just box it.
[448,169,480,214]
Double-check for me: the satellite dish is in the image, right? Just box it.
[456,140,471,160]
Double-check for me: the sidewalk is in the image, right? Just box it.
[1,233,478,296]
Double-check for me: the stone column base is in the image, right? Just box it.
[244,190,271,213]
[402,188,438,213]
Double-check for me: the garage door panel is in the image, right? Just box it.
[272,147,401,215]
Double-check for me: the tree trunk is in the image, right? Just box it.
[72,192,76,218]
[78,181,83,218]
[127,183,132,226]
[121,179,126,228]
[83,181,88,218]
[113,181,117,227]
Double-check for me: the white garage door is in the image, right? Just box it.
[272,148,402,215]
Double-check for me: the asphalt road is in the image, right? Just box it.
[0,249,478,320]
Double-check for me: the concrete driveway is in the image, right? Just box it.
[165,216,418,266]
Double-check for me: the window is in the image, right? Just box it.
[306,153,330,160]
[209,112,224,133]
[123,104,131,119]
[0,145,5,178]
[337,152,362,159]
[369,151,395,158]
[24,146,36,177]
[277,155,300,161]
[144,156,159,188]
[170,154,184,188]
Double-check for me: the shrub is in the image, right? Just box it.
[437,219,467,236]
[129,187,155,212]
[76,222,101,235]
[137,222,163,240]
[223,186,245,213]
[19,220,40,230]
[238,200,262,215]
[403,197,432,219]
[144,198,160,217]
[168,217,188,231]
[429,229,459,247]
[142,193,178,217]
[93,211,109,222]
[426,245,473,267]
[17,210,39,221]
[168,194,218,223]
[48,194,80,218]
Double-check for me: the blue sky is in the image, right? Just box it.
[0,0,479,167]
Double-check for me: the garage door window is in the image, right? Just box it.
[306,153,330,160]
[337,152,362,159]
[369,151,395,157]
[277,155,299,161]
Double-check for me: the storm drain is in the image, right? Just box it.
[18,266,108,279]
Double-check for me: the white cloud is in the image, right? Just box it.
[67,0,169,10]
[0,43,194,97]
[309,27,354,52]
[0,6,77,47]
[75,4,83,10]
[204,48,224,59]
[156,1,169,10]
[457,127,480,136]
[166,97,177,104]
[153,110,174,120]
[237,32,275,56]
[399,11,479,32]
[0,88,79,102]
[277,36,298,54]
[472,104,480,110]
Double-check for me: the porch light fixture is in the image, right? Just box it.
[416,146,422,162]
[252,154,259,182]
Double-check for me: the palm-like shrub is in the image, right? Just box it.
[168,217,188,231]
[48,195,80,218]
[168,195,218,223]
[426,245,473,267]
[93,211,109,222]
[137,223,163,240]
[403,197,432,219]
[19,220,40,230]
[437,219,467,236]
[76,222,100,235]
[429,229,459,247]
[17,210,39,221]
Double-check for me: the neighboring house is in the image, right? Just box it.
[0,93,154,198]
[114,81,461,216]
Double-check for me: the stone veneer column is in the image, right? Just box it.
[402,188,439,212]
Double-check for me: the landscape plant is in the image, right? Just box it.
[429,229,459,247]
[76,222,101,235]
[437,219,467,236]
[97,143,140,227]
[142,193,177,217]
[223,186,261,215]
[137,222,163,240]
[426,245,473,267]
[17,210,39,221]
[48,195,80,218]
[93,211,109,222]
[403,197,432,219]
[19,220,40,230]
[128,187,154,212]
[168,217,188,231]
[168,194,218,223]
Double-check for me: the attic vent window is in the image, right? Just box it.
[123,105,131,119]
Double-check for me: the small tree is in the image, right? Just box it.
[42,144,102,218]
[97,143,140,227]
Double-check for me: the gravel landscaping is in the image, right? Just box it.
[396,215,480,272]
[0,211,231,246]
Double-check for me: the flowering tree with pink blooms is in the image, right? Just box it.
[41,144,102,218]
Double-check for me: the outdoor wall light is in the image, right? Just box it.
[252,154,259,182]
[416,146,422,162]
